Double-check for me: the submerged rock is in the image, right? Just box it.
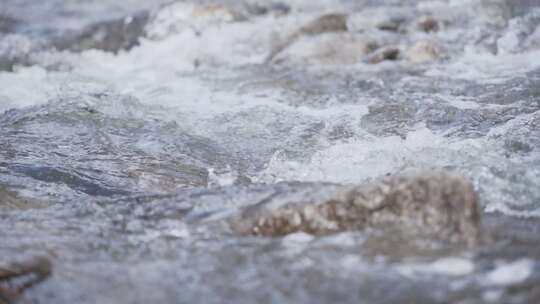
[265,13,348,63]
[297,13,348,36]
[232,171,481,245]
[0,10,152,71]
[246,2,290,17]
[376,18,405,32]
[0,98,214,198]
[364,45,400,64]
[0,256,52,304]
[0,186,45,209]
[53,11,150,53]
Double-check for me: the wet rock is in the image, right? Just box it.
[405,40,441,64]
[234,174,252,186]
[53,11,150,53]
[504,138,533,153]
[0,11,151,71]
[232,171,481,245]
[417,16,440,33]
[265,13,348,63]
[246,2,290,17]
[272,33,377,65]
[0,256,52,304]
[364,45,400,64]
[460,73,540,105]
[298,13,348,35]
[0,98,214,198]
[0,185,44,209]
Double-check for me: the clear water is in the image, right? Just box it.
[1,0,540,303]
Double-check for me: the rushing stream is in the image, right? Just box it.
[1,0,540,303]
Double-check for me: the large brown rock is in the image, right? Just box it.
[232,171,481,245]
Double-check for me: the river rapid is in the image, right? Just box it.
[1,0,540,303]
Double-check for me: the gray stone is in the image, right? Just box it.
[364,45,400,64]
[53,11,150,53]
[0,186,45,210]
[246,2,290,17]
[265,13,348,63]
[376,18,405,32]
[232,171,481,245]
[298,13,348,36]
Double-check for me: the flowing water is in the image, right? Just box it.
[1,0,540,303]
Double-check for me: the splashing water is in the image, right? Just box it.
[1,0,540,303]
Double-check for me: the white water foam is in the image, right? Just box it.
[255,127,487,184]
[397,257,475,277]
[484,259,535,286]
